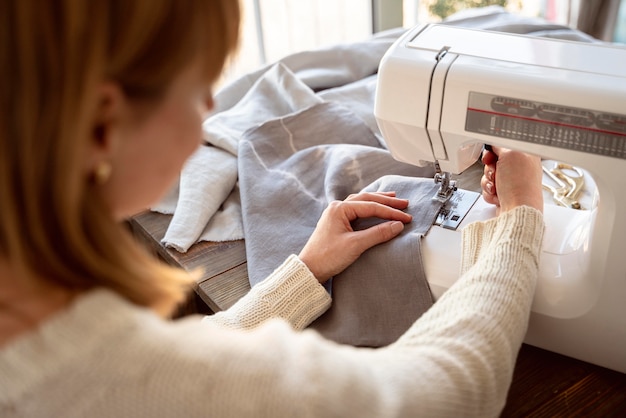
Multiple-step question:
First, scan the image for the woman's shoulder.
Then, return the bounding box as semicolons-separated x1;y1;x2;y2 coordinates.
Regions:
0;289;267;416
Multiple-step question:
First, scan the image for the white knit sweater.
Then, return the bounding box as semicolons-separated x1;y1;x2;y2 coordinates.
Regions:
0;206;543;417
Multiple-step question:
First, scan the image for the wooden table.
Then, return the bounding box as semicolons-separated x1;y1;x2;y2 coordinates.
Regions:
129;164;626;416
129;210;249;314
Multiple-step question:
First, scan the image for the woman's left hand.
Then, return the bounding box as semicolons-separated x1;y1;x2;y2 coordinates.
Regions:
298;191;412;284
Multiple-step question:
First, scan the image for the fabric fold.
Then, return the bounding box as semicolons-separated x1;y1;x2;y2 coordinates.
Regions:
152;6;596;252
157;63;322;250
308;176;442;347
238;102;439;346
162;146;238;251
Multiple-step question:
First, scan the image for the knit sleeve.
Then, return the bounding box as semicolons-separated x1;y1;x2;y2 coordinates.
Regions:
28;206;544;418
198;206;544;417
460;205;544;275
204;254;331;331
386;205;544;416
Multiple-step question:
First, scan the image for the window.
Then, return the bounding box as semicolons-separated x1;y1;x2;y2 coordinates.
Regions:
221;0;374;86
221;0;623;87
403;0;575;26
614;0;626;43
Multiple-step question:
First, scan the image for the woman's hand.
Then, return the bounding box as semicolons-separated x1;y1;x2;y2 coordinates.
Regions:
481;146;543;214
298;192;412;284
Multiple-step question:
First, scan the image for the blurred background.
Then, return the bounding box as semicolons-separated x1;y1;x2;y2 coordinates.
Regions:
220;0;625;86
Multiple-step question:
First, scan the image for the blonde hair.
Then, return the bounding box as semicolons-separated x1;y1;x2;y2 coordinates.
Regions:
0;0;240;316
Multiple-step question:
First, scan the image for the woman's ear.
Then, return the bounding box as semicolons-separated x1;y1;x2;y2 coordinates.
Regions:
85;82;125;184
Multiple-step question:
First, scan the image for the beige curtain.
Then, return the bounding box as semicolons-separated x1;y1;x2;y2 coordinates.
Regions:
576;0;621;41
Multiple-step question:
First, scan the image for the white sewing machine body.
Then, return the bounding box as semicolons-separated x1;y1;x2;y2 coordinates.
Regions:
375;24;626;372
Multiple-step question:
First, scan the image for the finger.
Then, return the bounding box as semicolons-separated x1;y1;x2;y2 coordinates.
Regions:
482;149;498;165
489;145;506;156
481;171;496;193
480;174;498;195
481;176;499;207
350;220;406;252
483;164;495;182
372;191;397;197
333;200;412;223
344;192;409;210
482;189;500;207
345;191;397;201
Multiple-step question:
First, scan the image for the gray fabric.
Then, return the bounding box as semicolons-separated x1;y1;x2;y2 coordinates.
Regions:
154;6;599;249
239;102;439;346
308;176;441;346
234;7;600;347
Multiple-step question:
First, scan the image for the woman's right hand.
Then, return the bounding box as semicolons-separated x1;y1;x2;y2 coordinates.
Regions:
481;146;543;214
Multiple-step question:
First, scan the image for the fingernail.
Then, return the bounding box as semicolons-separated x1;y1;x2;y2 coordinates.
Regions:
487;170;494;181
486;182;494;194
391;221;404;234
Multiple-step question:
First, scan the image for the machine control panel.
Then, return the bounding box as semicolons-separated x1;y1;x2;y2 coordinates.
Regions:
466;92;626;159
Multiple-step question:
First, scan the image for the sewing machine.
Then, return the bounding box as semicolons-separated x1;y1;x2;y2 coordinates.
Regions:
374;24;626;373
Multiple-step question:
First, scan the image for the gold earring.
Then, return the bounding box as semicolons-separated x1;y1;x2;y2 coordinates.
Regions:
93;162;112;185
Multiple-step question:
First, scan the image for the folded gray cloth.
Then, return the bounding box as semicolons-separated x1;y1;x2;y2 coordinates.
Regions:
175;6;600;345
239;102;440;346
309;175;442;346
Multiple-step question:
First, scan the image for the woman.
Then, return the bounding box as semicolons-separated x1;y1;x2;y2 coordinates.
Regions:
0;1;544;416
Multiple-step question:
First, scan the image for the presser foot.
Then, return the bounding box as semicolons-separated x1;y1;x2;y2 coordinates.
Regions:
434;189;481;230
433;171;457;203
